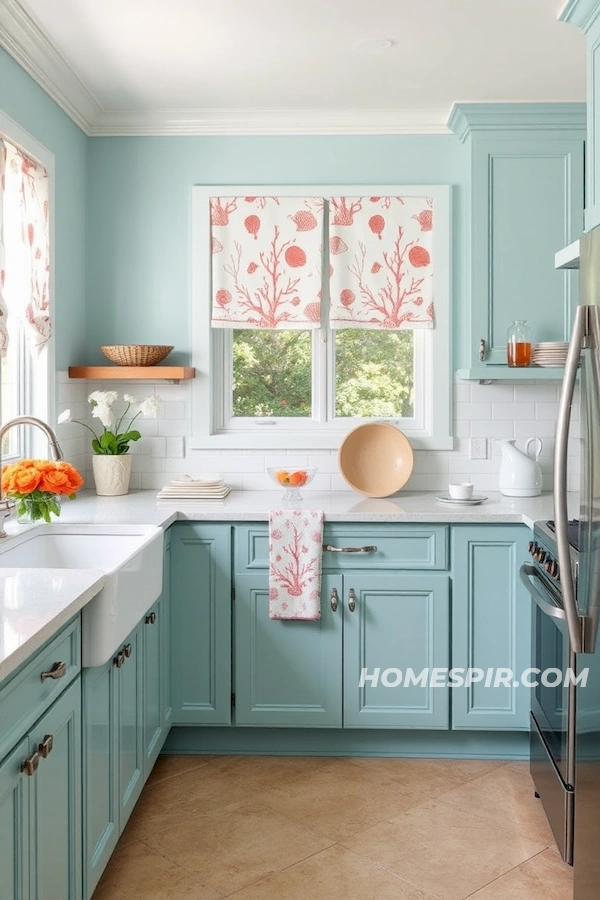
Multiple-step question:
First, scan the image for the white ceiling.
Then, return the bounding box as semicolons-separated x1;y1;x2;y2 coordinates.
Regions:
0;0;587;135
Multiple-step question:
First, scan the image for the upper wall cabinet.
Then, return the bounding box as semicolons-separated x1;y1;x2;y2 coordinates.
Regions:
561;1;600;231
449;103;585;380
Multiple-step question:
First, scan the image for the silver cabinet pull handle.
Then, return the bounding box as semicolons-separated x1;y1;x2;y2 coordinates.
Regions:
40;661;66;682
322;545;377;554
348;588;356;613
145;612;156;625
113;651;125;668
21;751;39;776
38;734;53;759
479;338;486;361
123;643;132;659
330;587;339;612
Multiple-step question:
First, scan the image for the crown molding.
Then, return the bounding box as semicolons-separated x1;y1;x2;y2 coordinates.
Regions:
447;101;587;142
0;1;452;136
0;0;100;134
559;0;600;32
88;107;451;136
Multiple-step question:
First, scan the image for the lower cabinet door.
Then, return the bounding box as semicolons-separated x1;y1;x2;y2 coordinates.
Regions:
234;573;343;726
170;524;232;725
83;658;119;899
451;525;531;730
142;598;163;777
343;573;450;728
30;678;82;900
118;623;144;828
0;737;29;900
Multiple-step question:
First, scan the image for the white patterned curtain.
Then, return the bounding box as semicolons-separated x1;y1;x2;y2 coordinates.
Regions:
211;196;324;329
329;196;434;329
0;140;9;356
5;143;51;353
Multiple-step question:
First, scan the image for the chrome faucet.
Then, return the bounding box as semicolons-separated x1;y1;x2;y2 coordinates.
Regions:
0;416;64;537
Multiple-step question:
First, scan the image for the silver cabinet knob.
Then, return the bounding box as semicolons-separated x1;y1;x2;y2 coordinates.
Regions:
330;587;339;612
348;588;356;613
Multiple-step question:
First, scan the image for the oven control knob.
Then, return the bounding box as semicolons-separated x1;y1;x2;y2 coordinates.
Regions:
528;541;535;555
537;551;547;564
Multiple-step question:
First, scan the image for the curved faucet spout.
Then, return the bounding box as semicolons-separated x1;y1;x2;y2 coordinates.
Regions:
0;416;65;537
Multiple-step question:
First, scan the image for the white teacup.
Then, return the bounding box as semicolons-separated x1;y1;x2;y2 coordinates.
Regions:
448;482;474;500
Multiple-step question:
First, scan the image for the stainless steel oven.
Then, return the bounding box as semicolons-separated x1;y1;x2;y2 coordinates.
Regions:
520;521;579;864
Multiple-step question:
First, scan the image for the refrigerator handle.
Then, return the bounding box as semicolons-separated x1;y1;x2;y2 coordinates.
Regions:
554;305;586;654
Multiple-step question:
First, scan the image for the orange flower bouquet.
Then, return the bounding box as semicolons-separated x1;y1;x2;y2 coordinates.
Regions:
1;459;84;523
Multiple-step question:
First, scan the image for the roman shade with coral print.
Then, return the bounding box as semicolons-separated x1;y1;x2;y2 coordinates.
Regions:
328;196;434;329
0;139;52;355
210;196;324;329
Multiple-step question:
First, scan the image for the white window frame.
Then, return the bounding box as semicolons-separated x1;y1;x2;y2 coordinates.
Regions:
190;184;452;450
0;110;55;456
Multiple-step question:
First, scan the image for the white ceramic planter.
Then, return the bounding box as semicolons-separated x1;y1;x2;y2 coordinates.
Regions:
92;454;132;496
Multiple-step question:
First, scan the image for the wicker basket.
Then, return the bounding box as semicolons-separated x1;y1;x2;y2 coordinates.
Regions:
100;345;174;367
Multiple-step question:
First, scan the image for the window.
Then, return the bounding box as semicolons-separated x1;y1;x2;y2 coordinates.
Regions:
0;118;54;459
191;185;451;450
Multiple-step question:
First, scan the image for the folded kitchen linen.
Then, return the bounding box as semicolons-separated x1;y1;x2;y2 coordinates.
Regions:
268;508;324;620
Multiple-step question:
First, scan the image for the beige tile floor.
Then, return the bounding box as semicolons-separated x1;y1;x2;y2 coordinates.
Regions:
92;755;573;900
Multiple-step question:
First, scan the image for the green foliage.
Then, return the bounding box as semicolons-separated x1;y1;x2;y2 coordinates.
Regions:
233;331;312;417
91;430;141;455
15;490;63;523
232;328;414;419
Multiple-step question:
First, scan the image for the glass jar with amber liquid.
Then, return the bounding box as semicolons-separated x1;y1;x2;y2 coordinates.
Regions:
507;319;532;367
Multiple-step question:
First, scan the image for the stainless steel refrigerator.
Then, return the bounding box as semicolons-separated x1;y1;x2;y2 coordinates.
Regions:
554;224;600;898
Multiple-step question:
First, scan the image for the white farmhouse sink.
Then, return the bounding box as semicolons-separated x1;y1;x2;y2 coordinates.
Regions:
0;524;164;667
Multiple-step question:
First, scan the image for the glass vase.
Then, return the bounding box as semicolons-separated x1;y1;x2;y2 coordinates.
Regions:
15;492;62;524
507;320;532;367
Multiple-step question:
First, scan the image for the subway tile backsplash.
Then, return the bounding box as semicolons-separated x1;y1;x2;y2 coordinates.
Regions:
57;375;580;494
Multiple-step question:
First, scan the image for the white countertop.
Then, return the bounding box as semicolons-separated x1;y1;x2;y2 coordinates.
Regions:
0;488;576;684
0;568;104;682
23;488;571;529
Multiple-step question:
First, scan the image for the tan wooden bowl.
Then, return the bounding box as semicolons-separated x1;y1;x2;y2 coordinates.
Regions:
100;345;174;366
338;422;414;497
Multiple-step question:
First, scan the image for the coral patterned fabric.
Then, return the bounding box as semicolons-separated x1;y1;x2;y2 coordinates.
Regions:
268;508;324;620
0;141;9;357
211;196;324;329
5;143;51;353
329;196;434;329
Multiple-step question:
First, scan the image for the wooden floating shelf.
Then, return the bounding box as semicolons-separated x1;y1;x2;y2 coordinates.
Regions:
68;366;195;381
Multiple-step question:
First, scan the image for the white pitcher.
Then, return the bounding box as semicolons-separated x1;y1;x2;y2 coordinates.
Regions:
496;438;543;497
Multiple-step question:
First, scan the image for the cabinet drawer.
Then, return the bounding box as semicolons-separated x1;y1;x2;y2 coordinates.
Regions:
0;617;81;762
235;524;448;571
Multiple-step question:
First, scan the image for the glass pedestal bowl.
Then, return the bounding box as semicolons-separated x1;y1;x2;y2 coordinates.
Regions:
266;466;318;504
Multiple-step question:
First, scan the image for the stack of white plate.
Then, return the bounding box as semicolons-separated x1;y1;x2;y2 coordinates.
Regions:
531;342;570;367
157;473;231;500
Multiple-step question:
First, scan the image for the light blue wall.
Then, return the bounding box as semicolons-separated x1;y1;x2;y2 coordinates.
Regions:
87;135;467;364
0;47;88;370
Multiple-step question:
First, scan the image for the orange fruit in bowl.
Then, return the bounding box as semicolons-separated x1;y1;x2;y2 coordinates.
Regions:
275;470;289;485
289;470;308;486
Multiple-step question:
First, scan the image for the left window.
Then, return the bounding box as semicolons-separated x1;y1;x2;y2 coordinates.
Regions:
0;122;54;459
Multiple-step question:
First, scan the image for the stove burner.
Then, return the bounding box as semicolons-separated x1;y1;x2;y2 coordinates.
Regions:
546;519;580;553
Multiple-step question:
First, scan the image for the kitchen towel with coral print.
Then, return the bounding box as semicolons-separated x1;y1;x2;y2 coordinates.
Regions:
329;195;434;329
210;196;324;329
268;508;324;620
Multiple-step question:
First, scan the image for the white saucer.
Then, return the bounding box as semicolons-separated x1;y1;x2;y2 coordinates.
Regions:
436;494;487;506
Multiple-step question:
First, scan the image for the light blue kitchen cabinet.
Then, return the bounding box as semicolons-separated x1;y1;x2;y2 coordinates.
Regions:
234;572;343;727
0;736;29;900
29;678;82;900
234;525;450;729
449;103;585;379
82;652;119;897
170;523;231;725
117;622;144;828
0;678;82;900
343;573;450;729
83;621;144;898
561;2;600;230
451;525;531;730
142;528;172;777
